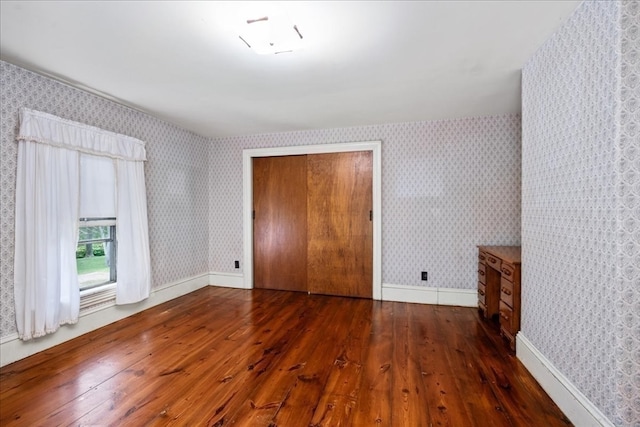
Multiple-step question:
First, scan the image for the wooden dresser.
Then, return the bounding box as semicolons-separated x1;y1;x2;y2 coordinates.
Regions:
477;246;521;351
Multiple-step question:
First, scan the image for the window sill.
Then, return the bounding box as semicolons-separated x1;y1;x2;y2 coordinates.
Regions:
80;283;116;313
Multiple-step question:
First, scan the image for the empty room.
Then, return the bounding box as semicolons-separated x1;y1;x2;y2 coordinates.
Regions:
0;1;638;426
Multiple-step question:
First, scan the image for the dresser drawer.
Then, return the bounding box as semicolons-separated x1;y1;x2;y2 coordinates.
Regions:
486;253;501;272
500;262;515;282
478;282;486;305
478;300;487;315
500;277;514;308
478;262;486;284
499;300;516;335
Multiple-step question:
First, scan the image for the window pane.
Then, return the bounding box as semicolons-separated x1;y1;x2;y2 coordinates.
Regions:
77;221;116;291
79;226;110;241
76;243;112;290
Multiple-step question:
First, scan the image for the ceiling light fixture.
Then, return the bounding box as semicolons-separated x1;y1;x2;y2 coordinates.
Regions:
238;13;304;55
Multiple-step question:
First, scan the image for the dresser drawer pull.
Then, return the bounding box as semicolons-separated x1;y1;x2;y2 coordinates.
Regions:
478;270;485;276
500;312;509;321
479;254;486;261
501;268;511;276
501;287;511;296
478;289;485;296
488;257;497;263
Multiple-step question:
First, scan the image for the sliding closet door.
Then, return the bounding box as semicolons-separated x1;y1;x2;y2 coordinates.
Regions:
307;151;373;298
253;155;308;291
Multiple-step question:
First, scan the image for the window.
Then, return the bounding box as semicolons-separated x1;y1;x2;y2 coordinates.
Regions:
14;108;151;340
76;218;117;291
77;153;116;297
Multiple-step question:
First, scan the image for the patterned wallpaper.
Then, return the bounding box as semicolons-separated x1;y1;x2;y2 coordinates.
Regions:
0;61;210;338
616;1;640;425
522;1;639;425
209;115;522;289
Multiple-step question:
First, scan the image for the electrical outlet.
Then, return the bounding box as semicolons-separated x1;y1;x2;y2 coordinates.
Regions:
421;271;428;281
234;260;240;269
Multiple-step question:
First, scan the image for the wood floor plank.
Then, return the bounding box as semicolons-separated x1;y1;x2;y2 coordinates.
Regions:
307;298;373;426
71;290;300;426
390;302;432;426
410;303;477;427
259;296;364;426
167;292;322;426
427;305;512;427
0;290;202;393
223;294;347;425
0;287;572;427
350;300;393;426
0;289;234;424
457;308;572;426
32;290;286;426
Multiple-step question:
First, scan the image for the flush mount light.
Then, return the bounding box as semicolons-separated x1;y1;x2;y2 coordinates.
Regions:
238;13;304;54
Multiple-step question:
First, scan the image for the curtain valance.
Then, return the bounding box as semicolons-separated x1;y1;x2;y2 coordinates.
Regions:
17;108;146;161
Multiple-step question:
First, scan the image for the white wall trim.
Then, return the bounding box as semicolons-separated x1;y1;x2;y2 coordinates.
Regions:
242;141;383;300
208;271;248;289
382;283;438;304
0;273;210;367
202;275;477;308
0;332;19;346
437;287;477;306
516;333;614;427
381;283;477;307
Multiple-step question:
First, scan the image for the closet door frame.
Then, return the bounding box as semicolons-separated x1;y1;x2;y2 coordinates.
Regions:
242;141;382;300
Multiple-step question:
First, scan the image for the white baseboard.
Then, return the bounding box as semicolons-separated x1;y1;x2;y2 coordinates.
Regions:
208;271;248;289
516;333;614;427
437;287;477;306
205;275;476;307
381;283;477;307
0;273;210;367
382;283;438;304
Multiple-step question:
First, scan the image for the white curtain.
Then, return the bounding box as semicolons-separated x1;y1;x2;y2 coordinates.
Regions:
14;108;151;340
115;159;151;304
14;141;80;340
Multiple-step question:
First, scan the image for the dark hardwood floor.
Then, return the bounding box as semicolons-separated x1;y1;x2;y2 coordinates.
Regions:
0;287;571;426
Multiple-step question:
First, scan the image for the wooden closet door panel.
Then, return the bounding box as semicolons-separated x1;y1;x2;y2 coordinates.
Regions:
253;155;307;291
307;151;373;298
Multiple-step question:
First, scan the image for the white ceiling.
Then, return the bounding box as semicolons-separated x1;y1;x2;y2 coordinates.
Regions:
0;1;580;138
